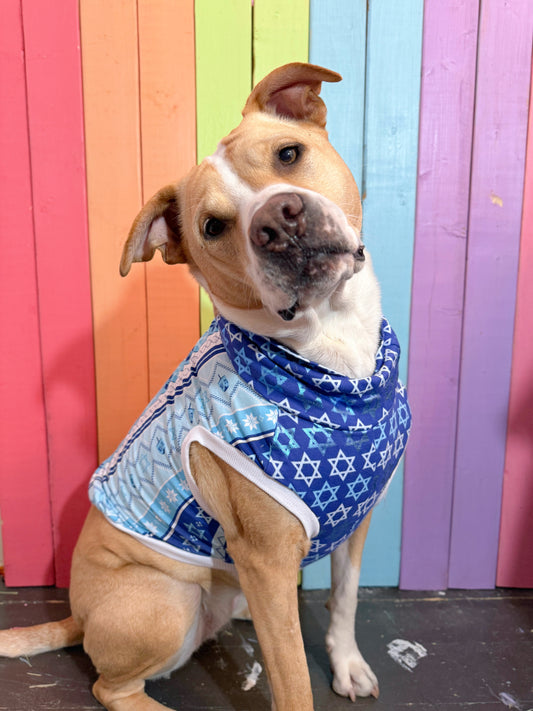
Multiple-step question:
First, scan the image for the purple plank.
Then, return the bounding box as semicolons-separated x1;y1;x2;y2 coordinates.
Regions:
448;0;532;589
400;1;479;590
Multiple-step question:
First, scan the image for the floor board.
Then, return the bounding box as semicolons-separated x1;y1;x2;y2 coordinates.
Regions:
0;582;532;710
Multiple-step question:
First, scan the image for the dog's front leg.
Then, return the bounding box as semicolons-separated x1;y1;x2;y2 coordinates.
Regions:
326;513;379;701
189;443;313;710
232;530;312;710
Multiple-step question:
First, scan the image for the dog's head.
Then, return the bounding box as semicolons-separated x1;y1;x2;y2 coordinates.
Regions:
120;63;364;334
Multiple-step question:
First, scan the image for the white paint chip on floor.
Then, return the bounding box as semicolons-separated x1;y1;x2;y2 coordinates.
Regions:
242;660;262;691
386;639;428;672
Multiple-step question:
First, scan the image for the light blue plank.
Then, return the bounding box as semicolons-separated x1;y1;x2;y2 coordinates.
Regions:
304;1;422;589
304;0;367;590
309;0;367;185
359;0;423;586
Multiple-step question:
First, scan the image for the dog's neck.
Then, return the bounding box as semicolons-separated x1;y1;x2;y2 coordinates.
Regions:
207;257;382;381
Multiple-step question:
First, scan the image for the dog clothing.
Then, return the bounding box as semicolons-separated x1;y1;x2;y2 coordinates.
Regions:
89;316;411;570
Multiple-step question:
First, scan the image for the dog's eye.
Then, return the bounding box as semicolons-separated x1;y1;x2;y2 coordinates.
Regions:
278;146;300;165
203;217;226;240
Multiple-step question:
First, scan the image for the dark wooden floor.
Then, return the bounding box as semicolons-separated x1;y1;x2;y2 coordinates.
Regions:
0;581;532;710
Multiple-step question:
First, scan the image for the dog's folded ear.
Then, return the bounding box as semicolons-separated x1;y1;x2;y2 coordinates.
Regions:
120;184;186;276
242;62;341;128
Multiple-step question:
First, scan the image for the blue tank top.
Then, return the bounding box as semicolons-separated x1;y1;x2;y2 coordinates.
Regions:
89;316;411;569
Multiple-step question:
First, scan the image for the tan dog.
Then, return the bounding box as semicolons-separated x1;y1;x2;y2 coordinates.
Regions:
0;63;408;710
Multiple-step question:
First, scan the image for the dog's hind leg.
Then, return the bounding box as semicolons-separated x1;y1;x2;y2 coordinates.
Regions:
69;510;214;711
83;570;204;711
326;512;379;701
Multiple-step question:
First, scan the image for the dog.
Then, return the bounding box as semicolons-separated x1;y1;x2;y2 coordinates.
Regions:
0;63;411;710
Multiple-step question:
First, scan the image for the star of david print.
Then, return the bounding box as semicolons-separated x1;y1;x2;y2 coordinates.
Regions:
90;316;411;570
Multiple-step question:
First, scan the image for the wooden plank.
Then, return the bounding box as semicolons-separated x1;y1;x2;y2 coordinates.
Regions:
358;0;423;586
497;57;533;588
252;0;309;85
21;0;98;586
195;0;252;332
448;1;533;589
138;0;200;397
0;0;54;586
399;2;479;590
303;0;367;591
309;0;366;186
80;0;148;460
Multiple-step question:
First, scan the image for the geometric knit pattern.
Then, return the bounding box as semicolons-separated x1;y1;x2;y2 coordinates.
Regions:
89;316;411;568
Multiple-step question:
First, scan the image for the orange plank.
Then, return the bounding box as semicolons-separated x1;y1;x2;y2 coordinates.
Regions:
0;0;54;586
138;0;200;396
80;0;149;460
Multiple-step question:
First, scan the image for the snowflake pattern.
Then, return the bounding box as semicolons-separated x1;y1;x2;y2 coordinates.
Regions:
89;317;411;568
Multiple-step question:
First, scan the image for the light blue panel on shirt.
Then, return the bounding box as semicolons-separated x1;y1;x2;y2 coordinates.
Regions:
359;0;423;586
304;0;367;590
304;0;423;588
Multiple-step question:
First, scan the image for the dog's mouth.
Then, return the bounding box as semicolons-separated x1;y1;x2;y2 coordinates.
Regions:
275;245;365;321
278;301;300;321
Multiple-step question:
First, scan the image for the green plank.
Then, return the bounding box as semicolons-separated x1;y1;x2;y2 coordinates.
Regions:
253;0;309;85
195;0;252;331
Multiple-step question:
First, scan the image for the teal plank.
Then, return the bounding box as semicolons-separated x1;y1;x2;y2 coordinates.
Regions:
304;0;367;591
309;0;367;186
360;0;423;586
306;0;423;588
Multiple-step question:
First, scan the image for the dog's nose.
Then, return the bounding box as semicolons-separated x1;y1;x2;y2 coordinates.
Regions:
250;193;306;251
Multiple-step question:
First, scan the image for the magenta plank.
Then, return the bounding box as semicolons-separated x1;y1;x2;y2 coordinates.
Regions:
497;66;533;587
0;0;55;585
448;0;532;588
400;1;479;590
21;0;98;586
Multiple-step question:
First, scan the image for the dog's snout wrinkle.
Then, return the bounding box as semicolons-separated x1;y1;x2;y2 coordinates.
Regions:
250;192;306;251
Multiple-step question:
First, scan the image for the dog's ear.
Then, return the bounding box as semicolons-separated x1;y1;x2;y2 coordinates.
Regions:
242;62;341;128
120;184;186;276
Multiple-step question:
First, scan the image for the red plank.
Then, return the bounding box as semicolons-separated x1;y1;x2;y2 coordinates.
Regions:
0;0;55;585
21;0;98;586
497;57;533;588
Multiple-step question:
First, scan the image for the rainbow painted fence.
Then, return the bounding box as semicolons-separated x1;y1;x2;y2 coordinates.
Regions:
1;0;532;590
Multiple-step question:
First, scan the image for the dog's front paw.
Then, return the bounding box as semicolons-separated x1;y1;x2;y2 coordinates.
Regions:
329;645;379;702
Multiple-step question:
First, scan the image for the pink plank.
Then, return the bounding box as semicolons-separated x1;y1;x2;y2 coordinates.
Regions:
497;57;533;588
0;0;55;585
448;1;533;588
400;1;479;590
21;0;98;586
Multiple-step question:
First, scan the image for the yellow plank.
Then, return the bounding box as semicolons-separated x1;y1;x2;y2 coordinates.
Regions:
253;0;310;85
138;0;200;396
195;0;252;330
80;0;147;460
195;0;252;160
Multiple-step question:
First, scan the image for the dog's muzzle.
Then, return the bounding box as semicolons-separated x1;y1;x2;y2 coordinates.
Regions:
248;190;364;320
